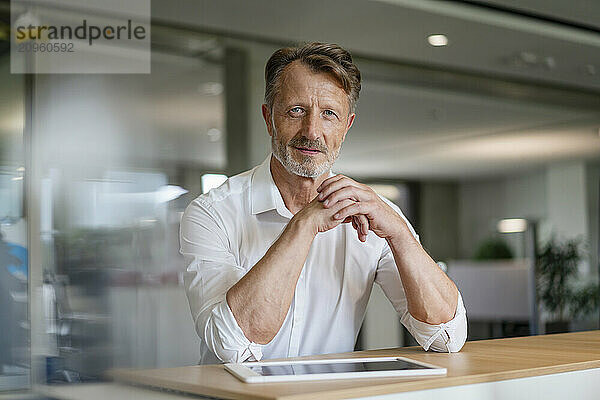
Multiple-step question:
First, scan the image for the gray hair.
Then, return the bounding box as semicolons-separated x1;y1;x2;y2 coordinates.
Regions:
264;42;361;113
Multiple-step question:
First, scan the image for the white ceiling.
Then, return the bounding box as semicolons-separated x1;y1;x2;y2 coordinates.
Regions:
336;79;600;179
6;0;599;180
153;0;600;92
149;0;600;179
477;0;600;30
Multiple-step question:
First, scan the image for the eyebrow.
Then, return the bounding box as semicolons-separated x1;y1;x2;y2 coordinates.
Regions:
282;100;344;111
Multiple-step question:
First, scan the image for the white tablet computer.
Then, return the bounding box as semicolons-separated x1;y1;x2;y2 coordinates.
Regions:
225;356;446;383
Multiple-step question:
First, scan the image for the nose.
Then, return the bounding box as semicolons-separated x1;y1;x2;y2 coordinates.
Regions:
303;110;322;141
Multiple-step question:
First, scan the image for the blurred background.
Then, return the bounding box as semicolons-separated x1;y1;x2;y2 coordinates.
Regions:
1;0;599;396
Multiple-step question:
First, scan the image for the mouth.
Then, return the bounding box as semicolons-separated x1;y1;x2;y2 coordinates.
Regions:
294;146;322;155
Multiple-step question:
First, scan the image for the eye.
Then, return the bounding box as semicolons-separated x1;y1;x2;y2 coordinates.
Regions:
323;109;338;119
289;107;304;115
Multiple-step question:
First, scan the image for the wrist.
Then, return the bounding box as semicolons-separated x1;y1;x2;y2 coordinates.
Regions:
288;213;317;240
385;220;418;251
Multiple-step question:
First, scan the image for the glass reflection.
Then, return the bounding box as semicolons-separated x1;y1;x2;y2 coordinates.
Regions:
28;30;225;383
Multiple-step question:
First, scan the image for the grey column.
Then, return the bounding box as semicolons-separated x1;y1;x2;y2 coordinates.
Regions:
224;47;251;176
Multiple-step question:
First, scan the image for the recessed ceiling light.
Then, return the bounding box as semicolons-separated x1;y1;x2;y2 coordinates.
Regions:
497;218;528;233
427;34;448;47
519;51;537;64
544;56;556;69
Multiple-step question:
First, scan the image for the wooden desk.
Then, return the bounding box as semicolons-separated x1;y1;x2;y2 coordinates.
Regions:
111;331;600;400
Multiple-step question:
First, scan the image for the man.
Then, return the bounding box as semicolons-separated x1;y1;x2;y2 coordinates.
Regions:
181;42;467;364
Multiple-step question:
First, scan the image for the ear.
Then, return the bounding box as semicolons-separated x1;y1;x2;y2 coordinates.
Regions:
342;112;356;142
262;104;273;137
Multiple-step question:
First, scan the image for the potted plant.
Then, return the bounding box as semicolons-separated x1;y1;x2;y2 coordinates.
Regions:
536;236;599;333
473;237;514;260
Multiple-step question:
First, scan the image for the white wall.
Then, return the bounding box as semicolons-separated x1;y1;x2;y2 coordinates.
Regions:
362;285;403;350
458;161;597;278
546;162;590;274
419;182;460;262
585;163;600;280
546;163;588;237
458;169;547;259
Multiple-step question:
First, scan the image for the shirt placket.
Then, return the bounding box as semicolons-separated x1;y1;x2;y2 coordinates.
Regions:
287;267;305;357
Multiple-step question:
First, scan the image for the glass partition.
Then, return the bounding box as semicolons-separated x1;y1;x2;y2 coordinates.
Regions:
0;52;28;390
27;28;225;383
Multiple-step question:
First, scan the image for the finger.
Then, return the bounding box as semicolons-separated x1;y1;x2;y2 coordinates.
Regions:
333;202;365;221
323;186;367;208
355;214;369;242
318;177;362;201
317;174;345;193
356;214;369;235
349;215;360;234
318;176;354;198
329;198;356;218
351;216;361;241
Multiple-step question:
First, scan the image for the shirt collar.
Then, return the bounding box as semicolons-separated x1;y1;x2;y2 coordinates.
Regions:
250;153;335;218
250;154;279;215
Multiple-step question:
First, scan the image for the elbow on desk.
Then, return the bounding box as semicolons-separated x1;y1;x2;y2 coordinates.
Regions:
200;311;253;363
423;309;467;353
447;334;466;353
451;310;468;352
441;294;468;353
438;317;468;353
427;329;466;353
196;301;265;364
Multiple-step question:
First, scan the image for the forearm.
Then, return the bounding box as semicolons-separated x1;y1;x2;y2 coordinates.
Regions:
388;225;458;325
226;217;315;344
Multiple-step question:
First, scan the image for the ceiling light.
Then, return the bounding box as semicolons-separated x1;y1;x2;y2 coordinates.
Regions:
427;34;448;47
497;218;528;233
519;51;537;64
544;56;556;69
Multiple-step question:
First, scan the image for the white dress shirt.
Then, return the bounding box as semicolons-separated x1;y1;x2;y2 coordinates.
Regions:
181;155;467;364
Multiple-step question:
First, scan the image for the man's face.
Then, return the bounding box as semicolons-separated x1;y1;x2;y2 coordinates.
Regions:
264;61;355;178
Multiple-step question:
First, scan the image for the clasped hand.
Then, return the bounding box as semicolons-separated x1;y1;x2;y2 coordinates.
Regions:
296;175;406;243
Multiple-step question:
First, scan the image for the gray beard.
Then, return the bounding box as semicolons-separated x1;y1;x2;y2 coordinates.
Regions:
271;126;341;178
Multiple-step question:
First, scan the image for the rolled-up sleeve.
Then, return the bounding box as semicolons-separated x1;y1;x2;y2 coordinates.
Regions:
402;293;467;352
180;198;264;363
374;198;467;353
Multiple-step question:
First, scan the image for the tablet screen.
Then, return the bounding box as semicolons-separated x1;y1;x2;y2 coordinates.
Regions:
249;359;430;376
